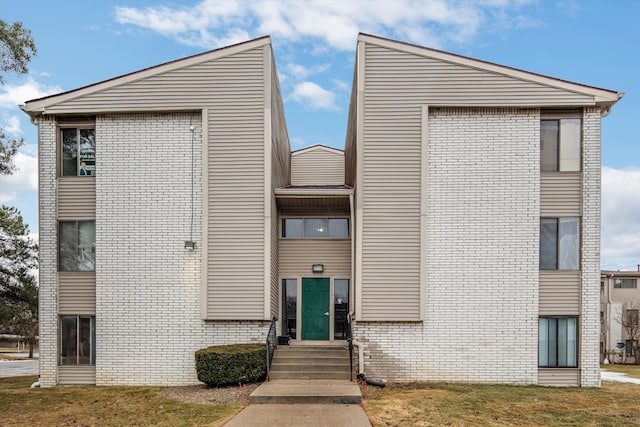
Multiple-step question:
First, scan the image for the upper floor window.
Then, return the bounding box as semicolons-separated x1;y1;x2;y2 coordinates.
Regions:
541;118;581;172
59;221;95;271
614;278;638;289
282;218;349;238
540;218;579;270
61;127;96;176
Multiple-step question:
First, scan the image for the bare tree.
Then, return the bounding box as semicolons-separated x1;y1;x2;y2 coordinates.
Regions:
616;299;640;364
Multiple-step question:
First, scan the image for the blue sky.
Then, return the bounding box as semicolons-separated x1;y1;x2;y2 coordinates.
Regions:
1;0;639;270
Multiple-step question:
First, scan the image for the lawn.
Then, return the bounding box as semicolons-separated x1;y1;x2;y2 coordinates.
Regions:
363;381;640;426
0;376;243;427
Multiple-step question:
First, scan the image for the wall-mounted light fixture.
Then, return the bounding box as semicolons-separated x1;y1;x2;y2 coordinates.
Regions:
312;263;324;273
184;240;196;250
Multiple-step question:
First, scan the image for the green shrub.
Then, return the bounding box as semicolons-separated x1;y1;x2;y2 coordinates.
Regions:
195;343;266;387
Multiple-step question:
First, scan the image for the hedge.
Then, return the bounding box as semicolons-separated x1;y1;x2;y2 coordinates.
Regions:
195;343;266;387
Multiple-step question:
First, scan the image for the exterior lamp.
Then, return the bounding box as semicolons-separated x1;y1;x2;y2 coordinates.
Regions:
312;263;324;273
184;240;196;250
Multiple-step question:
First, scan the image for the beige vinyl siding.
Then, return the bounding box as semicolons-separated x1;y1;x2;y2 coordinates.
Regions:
344;68;358;187
58;366;96;385
541;173;581;216
279;239;351;277
538;368;580;386
40;49;266;114
58;272;96;314
270;51;290;319
539;270;580;315
205;48;267;320
57;178;96;219
359;52;423;320
291;147;344;186
363;45;596;107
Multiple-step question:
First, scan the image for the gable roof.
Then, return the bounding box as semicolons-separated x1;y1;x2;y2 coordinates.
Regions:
291;144;344;156
21;36;271;117
358;33;622;110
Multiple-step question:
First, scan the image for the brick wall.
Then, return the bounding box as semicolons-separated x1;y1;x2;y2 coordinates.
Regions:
354;108;540;384
37;117;58;387
581;108;602;386
95;113;268;385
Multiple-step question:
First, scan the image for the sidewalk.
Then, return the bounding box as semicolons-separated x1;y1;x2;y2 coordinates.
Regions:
224;403;371;427
601;369;640;384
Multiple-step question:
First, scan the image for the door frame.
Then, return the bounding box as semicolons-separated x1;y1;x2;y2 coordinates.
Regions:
279;276;351;342
301;277;330;340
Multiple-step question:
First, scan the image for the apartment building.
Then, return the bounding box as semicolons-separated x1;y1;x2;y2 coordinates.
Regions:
601;269;640;363
21;34;622;387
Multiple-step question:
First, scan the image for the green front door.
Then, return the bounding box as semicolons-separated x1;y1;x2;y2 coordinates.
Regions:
301;278;330;340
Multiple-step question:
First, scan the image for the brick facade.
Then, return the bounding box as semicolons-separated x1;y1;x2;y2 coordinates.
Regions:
354;108;540;384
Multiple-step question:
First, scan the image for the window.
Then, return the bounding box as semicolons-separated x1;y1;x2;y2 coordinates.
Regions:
626;340;637;357
539;317;577;367
282;218;349;238
60;315;95;366
61;127;96;176
540;218;579;270
614;278;638;289
281;279;297;339
59;221;96;271
334;279;349;340
541;118;581;172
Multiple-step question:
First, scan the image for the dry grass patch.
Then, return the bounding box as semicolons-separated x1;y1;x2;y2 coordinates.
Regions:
364;381;640;426
0;376;243;427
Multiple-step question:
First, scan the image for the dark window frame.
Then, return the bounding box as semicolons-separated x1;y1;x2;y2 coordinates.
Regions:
281;217;350;239
540;217;580;270
58;123;96;177
539;316;578;368
540;117;582;172
59;315;96;366
58;221;96;272
614;278;638;289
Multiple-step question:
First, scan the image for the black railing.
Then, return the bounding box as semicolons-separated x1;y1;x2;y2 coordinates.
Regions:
347;314;353;381
266;316;277;381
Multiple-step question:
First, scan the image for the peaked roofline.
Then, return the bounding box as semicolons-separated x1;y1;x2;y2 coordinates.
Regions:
21;36;272;116
291;144;344;156
358;33;623;106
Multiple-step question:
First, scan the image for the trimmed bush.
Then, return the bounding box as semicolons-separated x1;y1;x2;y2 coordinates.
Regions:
195;343;266;387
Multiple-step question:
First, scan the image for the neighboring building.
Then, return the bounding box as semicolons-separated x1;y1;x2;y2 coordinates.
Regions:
601;269;640;363
21;33;622;388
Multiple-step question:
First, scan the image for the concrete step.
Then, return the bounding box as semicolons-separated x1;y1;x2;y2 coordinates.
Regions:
270;362;350;373
269;371;351;380
272;356;349;364
250;379;361;404
275;350;349;359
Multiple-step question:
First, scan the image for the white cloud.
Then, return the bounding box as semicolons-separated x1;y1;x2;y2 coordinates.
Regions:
0;151;38;202
290;81;338;111
4;116;21;134
602;167;640;270
0;78;62;109
284;62;331;80
290;136;306;149
114;0;535;51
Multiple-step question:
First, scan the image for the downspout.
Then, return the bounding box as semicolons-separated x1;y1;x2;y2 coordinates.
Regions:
349;313;385;388
603;273;613;364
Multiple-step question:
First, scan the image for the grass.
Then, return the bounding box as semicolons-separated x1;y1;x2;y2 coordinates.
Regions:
601;363;640;379
363;381;640;426
0;376;243;427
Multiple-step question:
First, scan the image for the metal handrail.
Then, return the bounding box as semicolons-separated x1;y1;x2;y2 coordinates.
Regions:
347;313;354;381
266;316;277;381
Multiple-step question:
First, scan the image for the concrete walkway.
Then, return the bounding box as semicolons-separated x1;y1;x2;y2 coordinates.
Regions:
0;359;38;378
601;369;640;384
225;379;370;426
224;403;371;426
